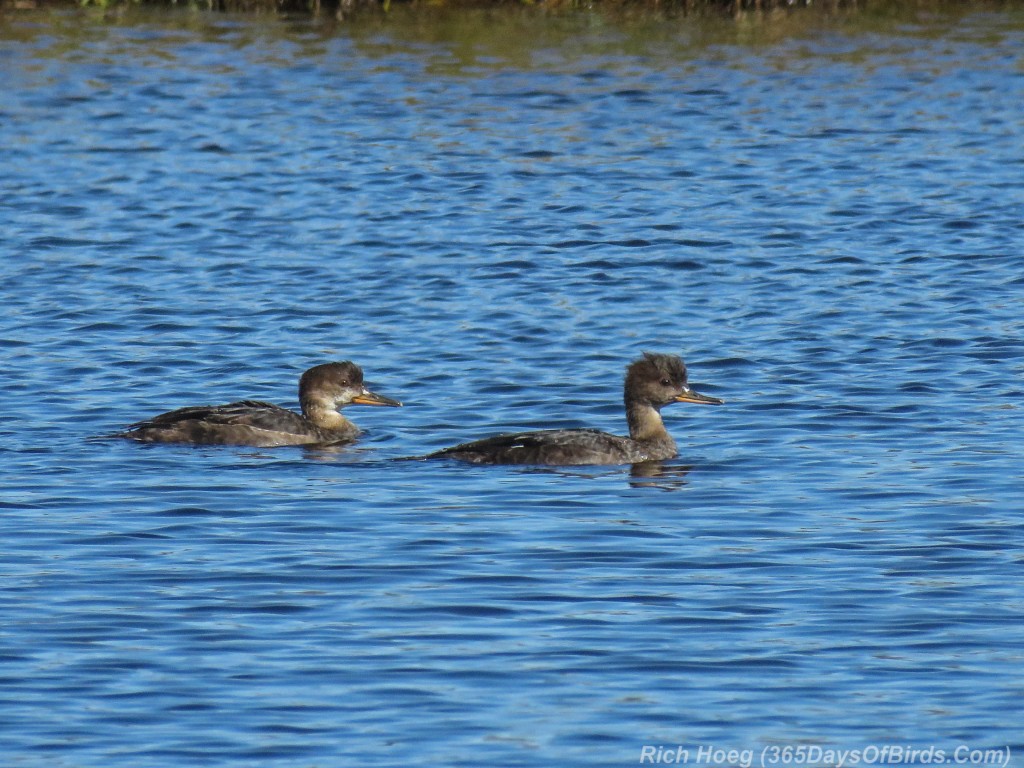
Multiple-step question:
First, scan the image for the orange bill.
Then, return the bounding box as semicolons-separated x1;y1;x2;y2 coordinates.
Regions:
351;389;402;407
674;387;723;405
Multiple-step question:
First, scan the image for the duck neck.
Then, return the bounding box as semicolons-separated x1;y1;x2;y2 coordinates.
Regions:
625;399;672;445
302;399;351;432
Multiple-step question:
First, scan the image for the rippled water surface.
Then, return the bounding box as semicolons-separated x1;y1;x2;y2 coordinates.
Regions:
2;4;1023;765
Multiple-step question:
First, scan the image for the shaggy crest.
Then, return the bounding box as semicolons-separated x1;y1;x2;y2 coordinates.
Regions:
626;352;687;388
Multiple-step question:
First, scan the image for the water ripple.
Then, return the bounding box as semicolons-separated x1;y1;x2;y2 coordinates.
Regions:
1;5;1023;767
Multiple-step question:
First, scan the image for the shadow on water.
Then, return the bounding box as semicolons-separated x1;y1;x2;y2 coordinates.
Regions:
508;461;694;490
389;454;695;489
629;461;692;489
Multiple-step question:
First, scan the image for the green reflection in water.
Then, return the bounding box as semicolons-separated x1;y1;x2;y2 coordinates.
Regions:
1;1;1021;75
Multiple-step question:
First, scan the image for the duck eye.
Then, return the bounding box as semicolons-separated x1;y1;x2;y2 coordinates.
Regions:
660;378;671;386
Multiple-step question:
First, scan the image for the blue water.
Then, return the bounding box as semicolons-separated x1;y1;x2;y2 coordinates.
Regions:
2;5;1023;766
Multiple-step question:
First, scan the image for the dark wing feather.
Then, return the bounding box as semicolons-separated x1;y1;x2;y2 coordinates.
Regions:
126;401;293;429
121;401;329;446
431;428;641;465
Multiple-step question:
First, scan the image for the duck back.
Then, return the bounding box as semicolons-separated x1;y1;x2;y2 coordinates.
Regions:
428;428;669;466
121;400;356;447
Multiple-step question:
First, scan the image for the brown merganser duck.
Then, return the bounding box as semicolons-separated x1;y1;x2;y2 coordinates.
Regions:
117;361;400;447
426;352;721;466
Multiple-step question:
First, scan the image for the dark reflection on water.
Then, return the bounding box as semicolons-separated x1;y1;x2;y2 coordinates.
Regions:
628;461;693;489
2;3;1024;767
